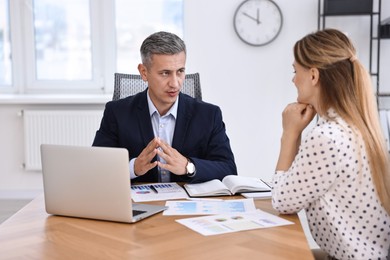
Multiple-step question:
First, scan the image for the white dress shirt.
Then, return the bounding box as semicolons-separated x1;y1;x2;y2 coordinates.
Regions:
129;91;178;182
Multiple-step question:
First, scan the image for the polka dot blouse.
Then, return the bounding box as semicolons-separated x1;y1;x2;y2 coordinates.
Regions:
272;108;390;260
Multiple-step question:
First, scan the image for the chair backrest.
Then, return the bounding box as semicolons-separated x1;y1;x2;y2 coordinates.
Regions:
112;73;202;101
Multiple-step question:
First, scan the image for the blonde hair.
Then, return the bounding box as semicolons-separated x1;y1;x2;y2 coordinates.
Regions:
294;29;390;214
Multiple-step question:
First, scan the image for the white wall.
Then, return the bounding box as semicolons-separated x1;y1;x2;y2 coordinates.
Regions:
184;0;315;180
184;0;389;179
0;0;389;199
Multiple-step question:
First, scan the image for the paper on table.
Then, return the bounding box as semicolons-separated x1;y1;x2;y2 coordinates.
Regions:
163;198;256;215
176;209;294;236
241;191;272;200
131;182;188;202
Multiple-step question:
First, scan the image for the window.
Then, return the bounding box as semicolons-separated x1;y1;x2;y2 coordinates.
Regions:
115;0;183;74
0;0;11;86
33;0;92;80
2;0;183;94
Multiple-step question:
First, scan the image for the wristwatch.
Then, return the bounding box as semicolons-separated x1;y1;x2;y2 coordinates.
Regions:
186;158;196;177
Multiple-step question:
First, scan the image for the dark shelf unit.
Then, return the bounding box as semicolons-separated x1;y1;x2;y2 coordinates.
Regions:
318;0;389;105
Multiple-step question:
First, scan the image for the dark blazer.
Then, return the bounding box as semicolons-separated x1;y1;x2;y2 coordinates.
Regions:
93;89;237;183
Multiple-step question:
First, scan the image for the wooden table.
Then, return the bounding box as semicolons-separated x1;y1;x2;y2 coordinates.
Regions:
0;195;314;259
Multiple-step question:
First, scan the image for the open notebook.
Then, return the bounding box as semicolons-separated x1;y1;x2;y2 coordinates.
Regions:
40;144;167;223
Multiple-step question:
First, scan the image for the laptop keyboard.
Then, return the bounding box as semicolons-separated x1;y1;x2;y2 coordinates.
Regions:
132;209;146;216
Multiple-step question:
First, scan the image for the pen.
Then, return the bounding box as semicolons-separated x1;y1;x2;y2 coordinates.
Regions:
149;185;159;193
260;179;273;189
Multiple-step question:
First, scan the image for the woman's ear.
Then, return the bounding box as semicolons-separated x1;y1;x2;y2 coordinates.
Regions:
310;68;319;86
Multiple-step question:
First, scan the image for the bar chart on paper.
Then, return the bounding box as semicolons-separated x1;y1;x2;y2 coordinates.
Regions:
163;199;257;215
131;183;189;202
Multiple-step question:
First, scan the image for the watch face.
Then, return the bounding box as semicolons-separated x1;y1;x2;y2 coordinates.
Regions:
234;0;283;46
186;162;195;174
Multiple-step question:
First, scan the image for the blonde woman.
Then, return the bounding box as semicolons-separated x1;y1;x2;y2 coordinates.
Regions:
272;29;390;259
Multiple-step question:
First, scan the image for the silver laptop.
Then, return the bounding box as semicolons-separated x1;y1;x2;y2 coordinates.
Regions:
40;144;167;223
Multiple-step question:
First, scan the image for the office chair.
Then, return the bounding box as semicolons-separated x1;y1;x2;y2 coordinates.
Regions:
112;72;202;101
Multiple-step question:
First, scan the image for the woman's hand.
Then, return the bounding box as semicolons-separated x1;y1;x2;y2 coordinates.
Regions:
282;103;316;139
276;103;316;171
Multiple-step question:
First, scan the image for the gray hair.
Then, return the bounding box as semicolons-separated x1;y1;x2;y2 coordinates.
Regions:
140;31;186;68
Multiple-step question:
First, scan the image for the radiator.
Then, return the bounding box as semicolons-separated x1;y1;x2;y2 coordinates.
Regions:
22;110;103;171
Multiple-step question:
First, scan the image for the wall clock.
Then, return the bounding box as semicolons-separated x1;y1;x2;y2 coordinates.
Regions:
233;0;283;46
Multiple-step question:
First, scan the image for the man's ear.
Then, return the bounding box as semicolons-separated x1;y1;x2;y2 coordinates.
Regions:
138;64;148;81
310;68;319;86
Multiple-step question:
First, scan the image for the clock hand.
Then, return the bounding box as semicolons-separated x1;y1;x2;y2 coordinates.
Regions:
242;12;258;23
256;8;261;25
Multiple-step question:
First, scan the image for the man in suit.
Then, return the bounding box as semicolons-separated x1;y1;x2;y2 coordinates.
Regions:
93;31;237;183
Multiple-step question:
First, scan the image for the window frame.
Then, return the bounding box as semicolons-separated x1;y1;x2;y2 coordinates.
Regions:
0;0;17;93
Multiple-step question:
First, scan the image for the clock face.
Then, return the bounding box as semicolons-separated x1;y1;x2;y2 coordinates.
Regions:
234;0;283;46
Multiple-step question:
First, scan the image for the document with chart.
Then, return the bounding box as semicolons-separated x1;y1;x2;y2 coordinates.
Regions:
131;183;188;202
176;209;294;236
163;198;256;215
